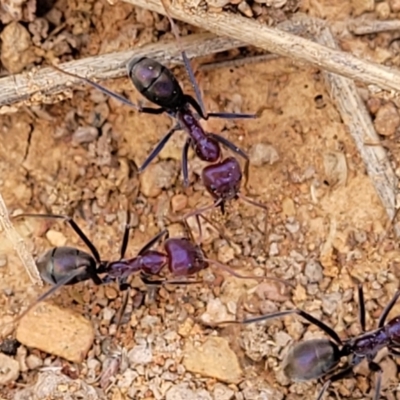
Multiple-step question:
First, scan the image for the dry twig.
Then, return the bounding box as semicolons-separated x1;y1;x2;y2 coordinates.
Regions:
318;27;398;225
122;0;400;93
348;18;400;35
0;194;42;286
0;33;245;113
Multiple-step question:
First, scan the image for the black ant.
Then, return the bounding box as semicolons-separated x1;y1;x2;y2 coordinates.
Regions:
220;284;400;400
12;211;288;325
51;27;255;188
51;2;268;227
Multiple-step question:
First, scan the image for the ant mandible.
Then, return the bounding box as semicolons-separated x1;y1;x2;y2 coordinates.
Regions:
220;284;400;400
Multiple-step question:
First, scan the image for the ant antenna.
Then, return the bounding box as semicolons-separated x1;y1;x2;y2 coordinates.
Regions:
160;0;208;118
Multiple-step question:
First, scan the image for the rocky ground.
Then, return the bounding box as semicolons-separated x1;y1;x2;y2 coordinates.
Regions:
1;0;400;399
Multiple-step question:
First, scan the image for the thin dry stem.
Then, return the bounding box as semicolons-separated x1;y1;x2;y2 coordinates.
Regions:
318;27;398;225
347;18;400;35
0;33;244;113
123;0;400;93
0;194;42;286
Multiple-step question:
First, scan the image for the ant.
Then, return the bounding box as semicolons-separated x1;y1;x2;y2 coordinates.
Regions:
12;211;287;324
220;284;400;400
52;42;254;188
51;1;257;189
51;2;268;228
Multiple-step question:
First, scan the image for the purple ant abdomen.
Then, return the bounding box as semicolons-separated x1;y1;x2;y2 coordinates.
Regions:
283;339;341;382
202;157;242;201
36;246;95;286
164;238;208;276
127;57;184;110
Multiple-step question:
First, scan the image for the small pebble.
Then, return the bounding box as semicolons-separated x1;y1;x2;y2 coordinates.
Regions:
72;126;99;144
139;161;177;198
171;194;188;213
269;242;279;256
0;255;7;267
14;371;99;399
237;0;253;17
0;338;20;356
376;1;391;19
249;143;279;167
213;383;235;400
1;22;36;73
16;303;94;363
102;307;115;322
183;337;242;384
217;243;235;264
281;197;295;217
201;298;231;325
374;102;400;136
45;230;67;247
207;0;231;6
352;0;374;16
0;353;20;384
178;318;194;337
304;259;323;283
274;331;292;347
26;354;43;370
104;286;118;300
391;0;400;12
128;344;152;365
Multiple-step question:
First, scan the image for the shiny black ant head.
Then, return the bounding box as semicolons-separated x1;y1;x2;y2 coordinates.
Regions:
201;157;242;202
283;338;341;382
164;237;208;276
37;246;96;286
127;57;184;110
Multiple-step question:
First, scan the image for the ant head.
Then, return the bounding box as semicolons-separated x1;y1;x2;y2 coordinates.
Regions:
164;237;208;276
127;57;184;110
283;338;341;382
201;157;242;202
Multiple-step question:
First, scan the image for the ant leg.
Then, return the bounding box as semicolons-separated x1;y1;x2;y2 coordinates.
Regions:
141;272;202;286
182;138;191;187
389;345;400;356
378;289;400;327
369;362;382;400
221;309;343;345
237;193;269;243
208;133;249;185
114;284;131;337
137;230;169;256
207;111;258;119
182;199;223;221
51;64;165;114
316;380;331;400
357;284;366;332
204;258;292;288
185;95;257;120
13;267;87;324
159;0;208;119
138;124;181;173
13;213;101;263
119;211;132;260
316;365;354;400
